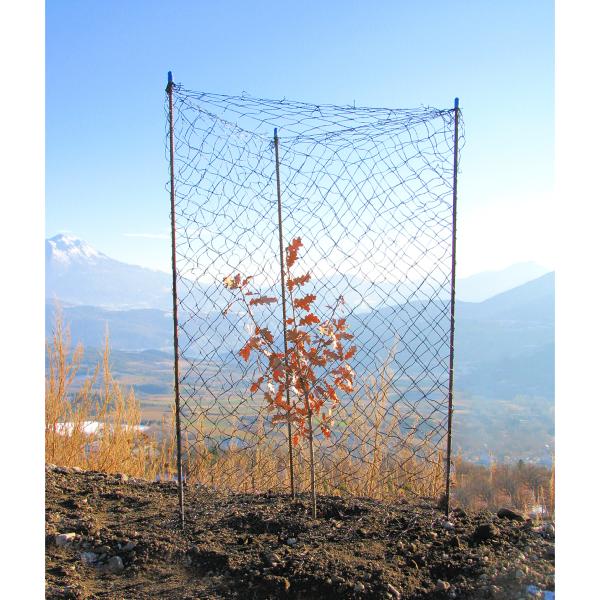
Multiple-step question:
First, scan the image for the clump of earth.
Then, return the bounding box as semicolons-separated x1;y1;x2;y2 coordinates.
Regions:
45;465;554;599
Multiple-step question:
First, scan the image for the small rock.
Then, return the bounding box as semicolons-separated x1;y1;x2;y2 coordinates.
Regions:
80;551;97;565
354;581;366;592
55;533;77;547
122;541;137;552
542;523;555;537
95;545;111;554
358;528;368;537
264;552;281;565
107;555;124;573
514;568;526;578
436;580;451;592
473;523;498;542
497;508;525;521
118;473;129;482
386;583;401;598
441;521;455;530
71;466;83;473
286;537;297;546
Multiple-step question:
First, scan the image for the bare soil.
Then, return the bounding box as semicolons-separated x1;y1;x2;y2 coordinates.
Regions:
45;465;554;599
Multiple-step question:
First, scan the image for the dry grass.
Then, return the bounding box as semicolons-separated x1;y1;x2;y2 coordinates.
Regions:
46;316;553;517
454;454;555;517
45;317;175;480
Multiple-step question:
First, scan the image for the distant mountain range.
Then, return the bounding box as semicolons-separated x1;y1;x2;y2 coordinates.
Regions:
457;262;551;303
45;233;551;309
44;234;554;463
46;234;173;309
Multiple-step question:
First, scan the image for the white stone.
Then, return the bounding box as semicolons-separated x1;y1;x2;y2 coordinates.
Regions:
80;552;97;565
107;555;124;573
55;533;77;547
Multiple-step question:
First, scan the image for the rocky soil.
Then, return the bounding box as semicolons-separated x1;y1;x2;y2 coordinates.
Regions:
45;465;554;599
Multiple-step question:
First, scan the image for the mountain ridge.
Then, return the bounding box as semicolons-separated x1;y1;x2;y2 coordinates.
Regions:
46;234;173;310
45;233;552;309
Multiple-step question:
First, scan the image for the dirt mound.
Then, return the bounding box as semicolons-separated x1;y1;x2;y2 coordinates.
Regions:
45;465;554;599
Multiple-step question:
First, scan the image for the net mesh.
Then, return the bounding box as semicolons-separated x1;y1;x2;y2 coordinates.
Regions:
167;85;463;500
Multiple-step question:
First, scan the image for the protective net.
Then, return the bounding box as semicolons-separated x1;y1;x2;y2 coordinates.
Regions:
167;85;463;501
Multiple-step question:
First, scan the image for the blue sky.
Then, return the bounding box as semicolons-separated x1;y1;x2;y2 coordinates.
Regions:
46;0;554;277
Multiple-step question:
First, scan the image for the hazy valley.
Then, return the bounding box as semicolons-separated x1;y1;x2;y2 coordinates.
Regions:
46;233;554;465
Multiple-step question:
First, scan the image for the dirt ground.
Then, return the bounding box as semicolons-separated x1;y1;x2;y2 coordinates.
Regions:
45;465;554;599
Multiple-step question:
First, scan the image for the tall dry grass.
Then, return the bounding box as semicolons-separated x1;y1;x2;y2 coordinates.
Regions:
46;316;553;517
45;317;175;479
454;454;555;517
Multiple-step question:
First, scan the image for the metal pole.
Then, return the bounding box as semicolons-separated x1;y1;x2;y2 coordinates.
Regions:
167;71;185;528
445;98;460;517
273;128;296;499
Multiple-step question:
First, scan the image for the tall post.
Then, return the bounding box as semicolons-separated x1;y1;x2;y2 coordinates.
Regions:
167;71;185;527
273;128;296;499
445;98;460;517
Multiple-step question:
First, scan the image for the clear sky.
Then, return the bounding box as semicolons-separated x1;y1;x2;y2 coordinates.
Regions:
46;0;554;278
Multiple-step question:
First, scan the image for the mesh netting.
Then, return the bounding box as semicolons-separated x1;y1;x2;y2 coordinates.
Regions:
167;85;462;501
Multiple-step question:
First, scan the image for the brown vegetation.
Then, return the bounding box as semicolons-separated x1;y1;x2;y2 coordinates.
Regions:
45;317;553;518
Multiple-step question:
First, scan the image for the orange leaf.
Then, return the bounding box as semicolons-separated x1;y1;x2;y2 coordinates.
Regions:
250;377;264;393
286;272;311;291
240;343;252;362
249;296;277;306
286;237;303;269
344;346;357;360
223;274;241;289
294;294;316;312
256;327;274;344
299;313;320;326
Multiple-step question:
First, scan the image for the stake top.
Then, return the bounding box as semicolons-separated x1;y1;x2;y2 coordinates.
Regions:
454;98;459;109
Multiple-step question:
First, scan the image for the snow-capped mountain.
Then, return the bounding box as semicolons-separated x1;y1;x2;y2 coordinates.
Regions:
46;234;173;310
46;234;107;265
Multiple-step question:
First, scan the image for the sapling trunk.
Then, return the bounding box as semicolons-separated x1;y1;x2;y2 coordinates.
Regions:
305;398;317;519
